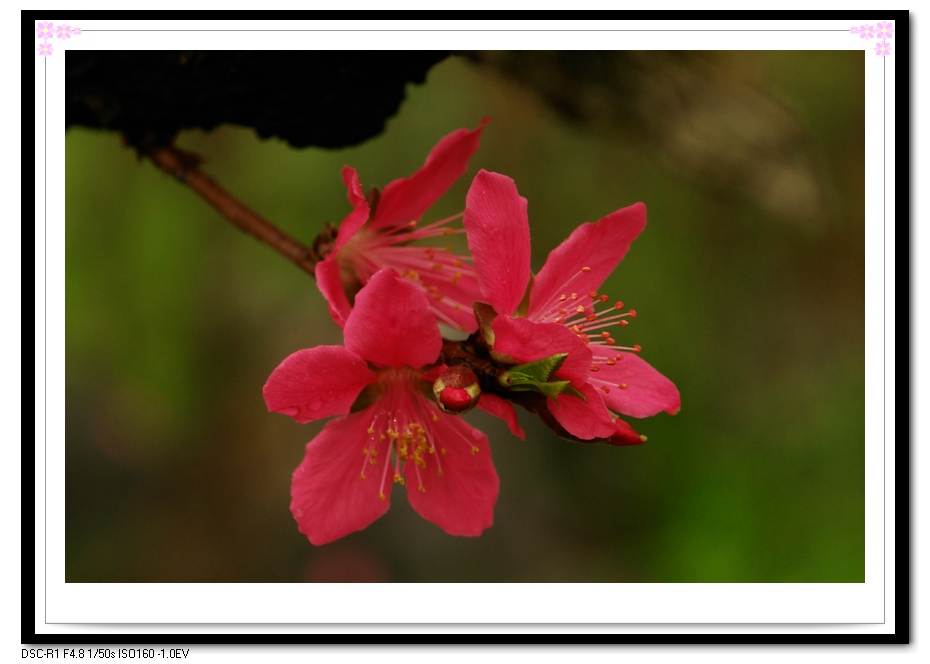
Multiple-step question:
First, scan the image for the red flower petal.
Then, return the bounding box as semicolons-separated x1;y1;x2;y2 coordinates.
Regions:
477;393;526;440
371;119;489;232
263;346;376;424
344;268;442;369
609;417;647;446
414;267;482;333
464;170;531;317
490;316;592;387
546;382;616;440
290;413;392;545
589;352;681;418
404;412;499;537
335;166;371;249
529;203;646;321
315;257;352;329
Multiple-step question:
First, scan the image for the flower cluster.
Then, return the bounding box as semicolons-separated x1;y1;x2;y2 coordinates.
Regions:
36;21;81;57
265;122;680;545
850;21;894;56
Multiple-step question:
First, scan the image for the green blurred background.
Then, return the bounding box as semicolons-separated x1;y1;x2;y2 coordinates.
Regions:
65;52;865;583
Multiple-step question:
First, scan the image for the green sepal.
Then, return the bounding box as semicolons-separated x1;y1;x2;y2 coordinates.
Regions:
506;379;585;400
497;352;586;401
505;353;569;383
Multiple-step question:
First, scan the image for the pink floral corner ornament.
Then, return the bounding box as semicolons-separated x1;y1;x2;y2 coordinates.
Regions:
849;21;894;56
36;21;54;39
36;21;81;57
875;41;893;57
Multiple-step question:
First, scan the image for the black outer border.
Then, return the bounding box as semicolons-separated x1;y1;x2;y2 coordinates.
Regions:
24;9;909;646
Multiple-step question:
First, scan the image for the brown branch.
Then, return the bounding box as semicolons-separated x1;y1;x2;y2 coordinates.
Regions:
144;144;322;277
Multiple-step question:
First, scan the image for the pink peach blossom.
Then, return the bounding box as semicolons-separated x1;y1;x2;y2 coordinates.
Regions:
876;21;893;38
463;170;680;443
265;269;499;545
316;120;489;332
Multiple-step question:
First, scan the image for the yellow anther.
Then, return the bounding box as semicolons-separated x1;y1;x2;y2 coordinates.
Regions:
419;486;426;493
471;446;479;455
366;427;375;435
379;493;386;500
620;383;628;390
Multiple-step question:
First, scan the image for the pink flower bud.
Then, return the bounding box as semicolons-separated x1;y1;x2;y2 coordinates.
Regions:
433;365;481;414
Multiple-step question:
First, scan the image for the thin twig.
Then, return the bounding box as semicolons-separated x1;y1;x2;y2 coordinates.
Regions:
144;144;321;277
